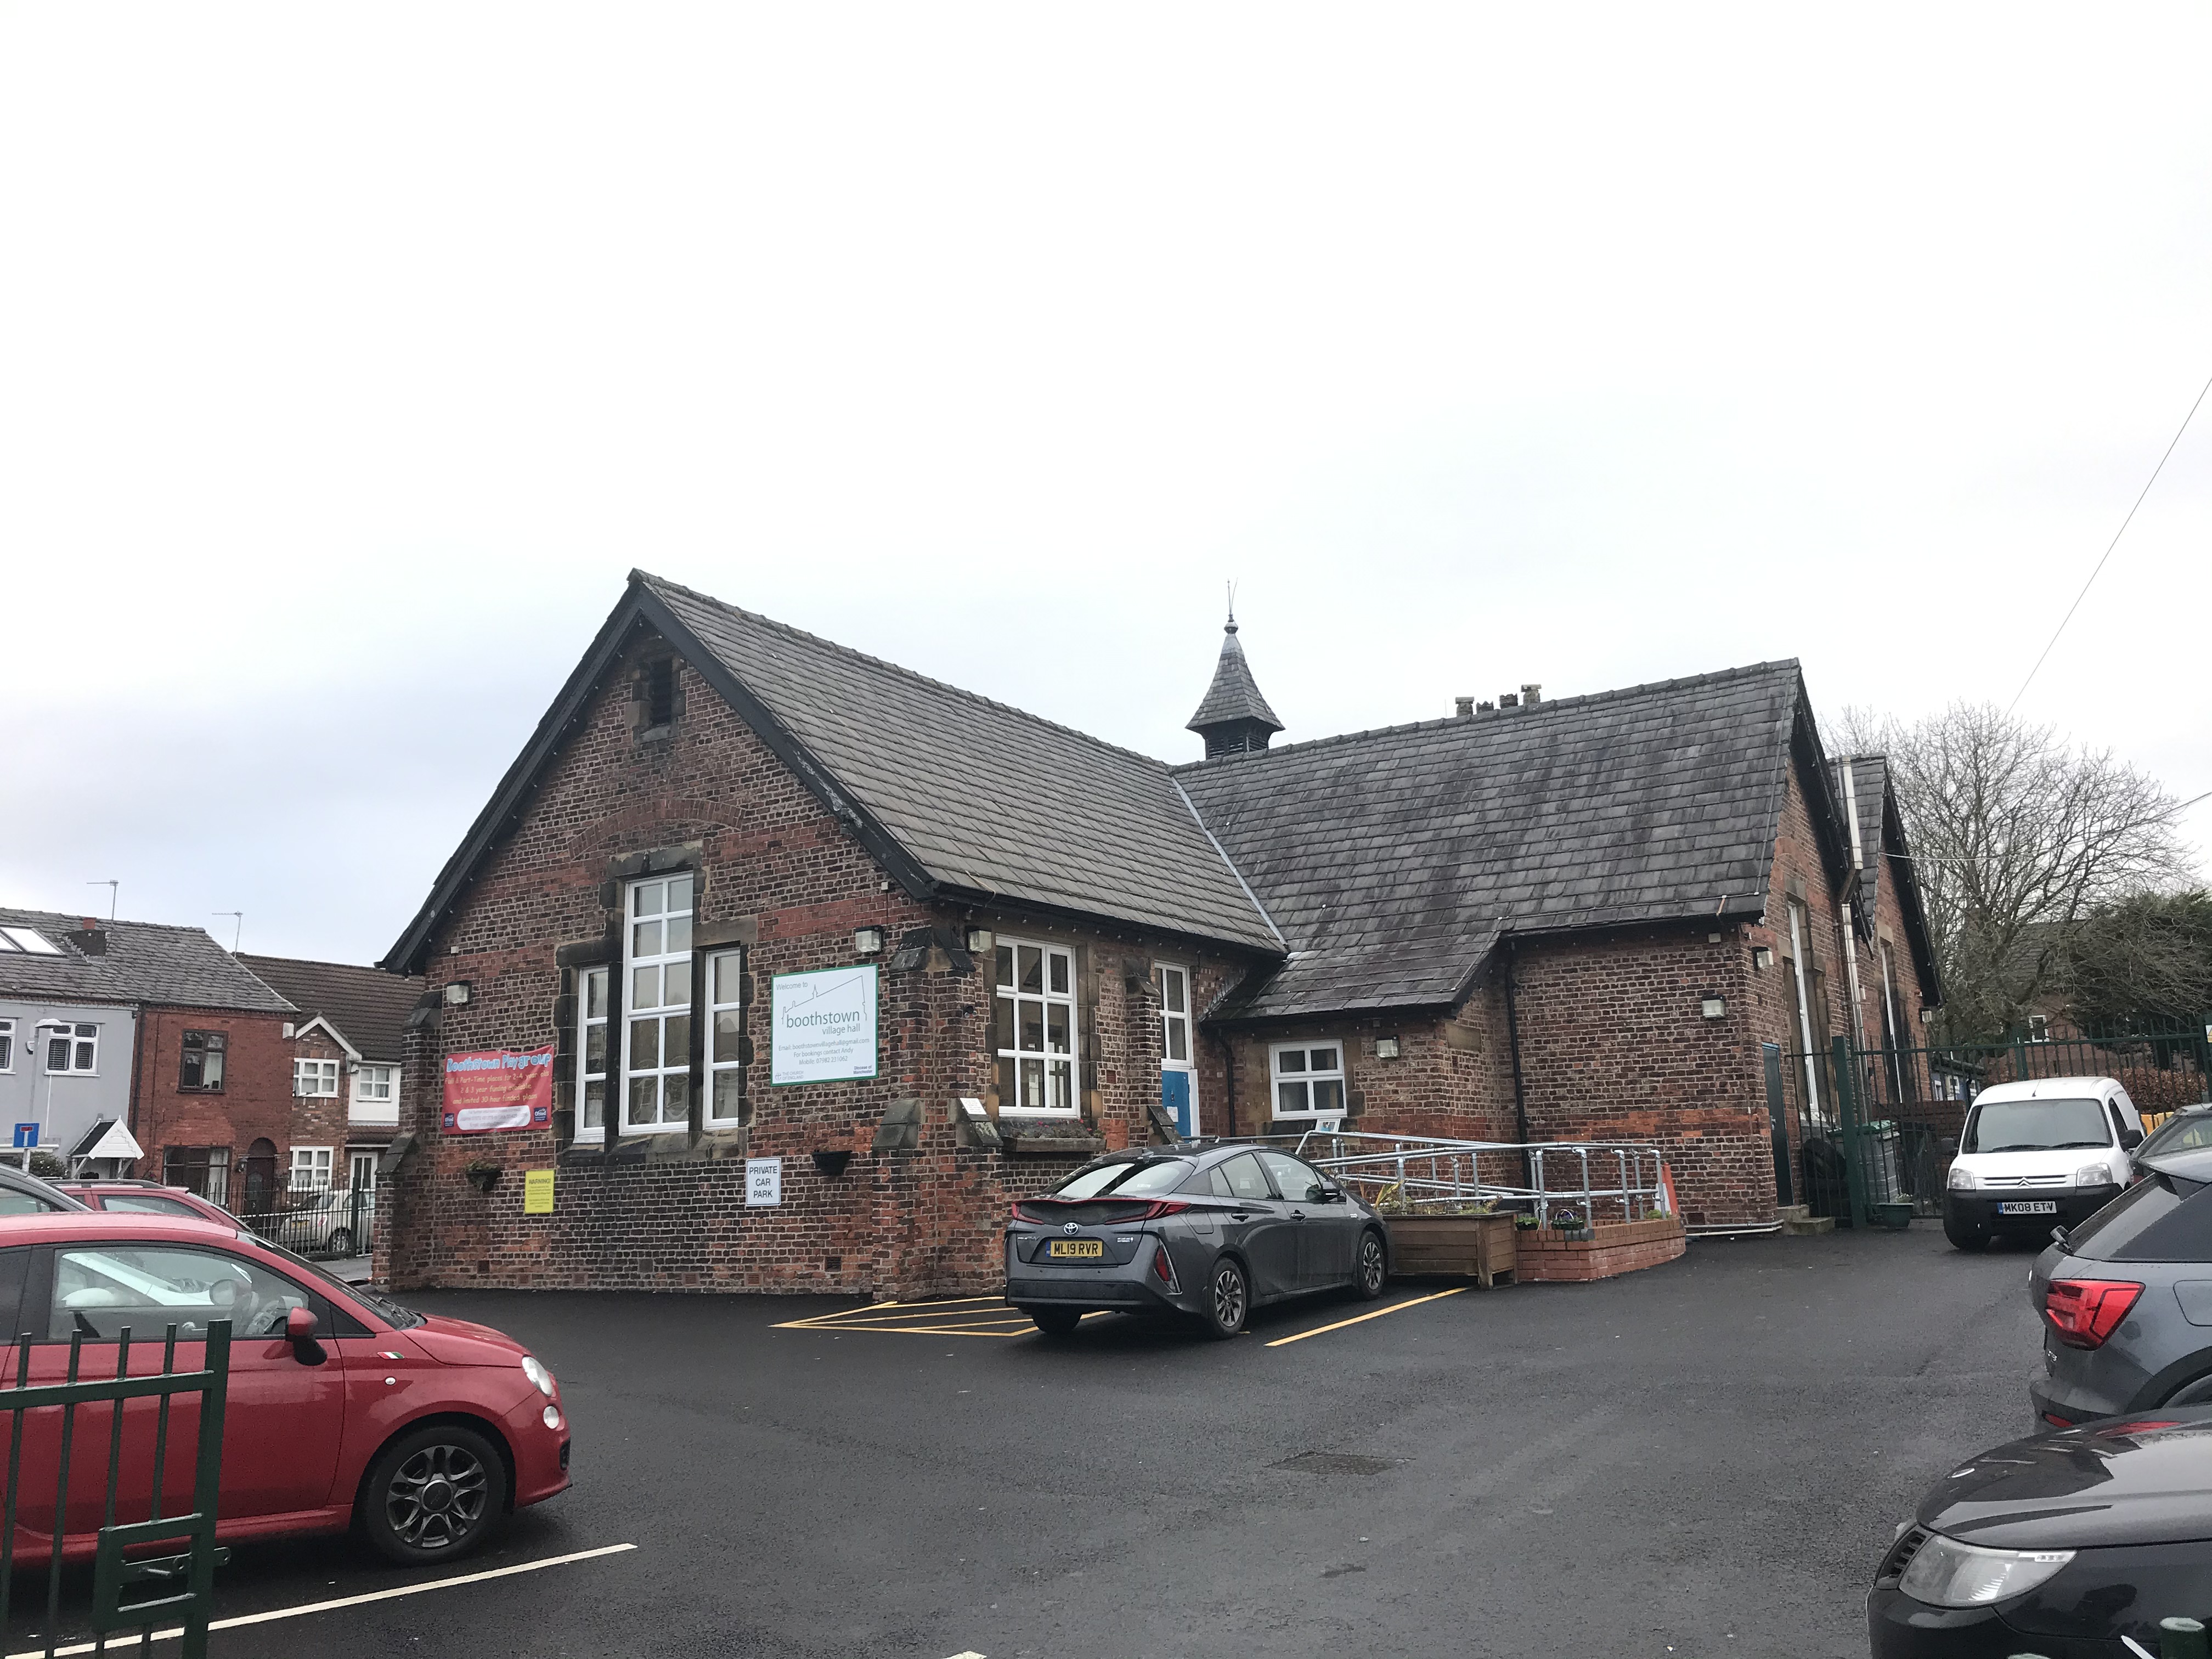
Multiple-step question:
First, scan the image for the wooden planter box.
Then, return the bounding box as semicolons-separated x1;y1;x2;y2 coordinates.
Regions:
1382;1212;1518;1288
1515;1215;1686;1283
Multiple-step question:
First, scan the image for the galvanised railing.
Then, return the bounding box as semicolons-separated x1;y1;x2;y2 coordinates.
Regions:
1279;1130;1668;1226
1;1321;231;1659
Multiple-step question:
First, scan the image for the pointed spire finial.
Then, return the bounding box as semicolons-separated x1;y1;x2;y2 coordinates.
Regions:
1188;585;1282;758
1225;579;1238;634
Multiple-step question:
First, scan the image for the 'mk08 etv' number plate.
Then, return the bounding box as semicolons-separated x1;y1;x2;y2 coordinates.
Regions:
1998;1200;2058;1216
1048;1239;1104;1259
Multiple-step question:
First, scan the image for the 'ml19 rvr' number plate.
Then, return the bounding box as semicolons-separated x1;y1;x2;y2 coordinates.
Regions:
1048;1239;1104;1259
1997;1200;2058;1216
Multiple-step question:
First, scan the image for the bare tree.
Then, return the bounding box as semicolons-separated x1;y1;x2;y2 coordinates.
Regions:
1837;702;2196;1042
2067;890;2212;1032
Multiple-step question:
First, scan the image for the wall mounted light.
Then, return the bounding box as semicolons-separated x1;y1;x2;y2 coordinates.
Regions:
853;927;885;956
966;928;995;954
1700;996;1727;1019
443;981;472;1007
1752;946;1773;970
1374;1036;1401;1059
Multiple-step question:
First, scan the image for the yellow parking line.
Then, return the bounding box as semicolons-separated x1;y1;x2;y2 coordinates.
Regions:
1264;1287;1466;1347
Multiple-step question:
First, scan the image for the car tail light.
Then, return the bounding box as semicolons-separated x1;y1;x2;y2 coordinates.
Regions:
1134;1201;1189;1220
2042;1278;2143;1349
1151;1240;1181;1293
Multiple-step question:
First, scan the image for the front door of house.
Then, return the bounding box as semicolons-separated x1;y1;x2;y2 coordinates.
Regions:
1161;1069;1194;1138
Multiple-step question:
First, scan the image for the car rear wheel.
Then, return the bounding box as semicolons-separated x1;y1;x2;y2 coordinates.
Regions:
1028;1307;1081;1336
1202;1256;1248;1340
360;1424;504;1566
1353;1229;1387;1299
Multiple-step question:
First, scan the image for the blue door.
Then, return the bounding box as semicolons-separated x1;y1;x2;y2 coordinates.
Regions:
1161;1069;1194;1137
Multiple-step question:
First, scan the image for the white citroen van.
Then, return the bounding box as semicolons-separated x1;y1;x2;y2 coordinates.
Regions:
1943;1075;2146;1250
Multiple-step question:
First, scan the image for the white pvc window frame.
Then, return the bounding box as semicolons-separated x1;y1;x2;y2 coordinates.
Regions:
575;964;610;1143
1786;900;1822;1115
43;1022;98;1076
293;1057;340;1097
1268;1041;1346;1120
706;948;746;1128
620;873;695;1135
351;1064;396;1104
0;1018;12;1074
290;1145;334;1188
994;939;1079;1115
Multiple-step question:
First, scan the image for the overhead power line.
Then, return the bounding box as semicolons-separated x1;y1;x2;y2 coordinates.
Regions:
2008;369;2212;714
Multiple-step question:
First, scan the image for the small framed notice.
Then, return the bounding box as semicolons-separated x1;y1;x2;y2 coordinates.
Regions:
745;1157;782;1207
522;1169;555;1215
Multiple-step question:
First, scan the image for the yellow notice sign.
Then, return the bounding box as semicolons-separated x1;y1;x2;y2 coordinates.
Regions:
522;1169;555;1215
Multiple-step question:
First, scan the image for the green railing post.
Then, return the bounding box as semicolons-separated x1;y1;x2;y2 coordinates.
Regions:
1833;1035;1869;1228
179;1319;231;1659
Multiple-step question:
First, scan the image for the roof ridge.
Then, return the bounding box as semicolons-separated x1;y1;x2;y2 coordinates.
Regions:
236;951;414;975
1170;658;1804;772
0;909;215;937
633;569;1184;777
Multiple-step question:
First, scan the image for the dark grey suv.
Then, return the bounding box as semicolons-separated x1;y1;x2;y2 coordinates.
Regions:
1005;1144;1389;1338
2030;1144;2212;1425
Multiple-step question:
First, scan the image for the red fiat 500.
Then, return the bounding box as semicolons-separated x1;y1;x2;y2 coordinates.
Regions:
0;1212;569;1565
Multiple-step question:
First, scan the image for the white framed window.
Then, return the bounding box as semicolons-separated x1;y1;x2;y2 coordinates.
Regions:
2027;1013;2051;1043
573;965;610;1141
43;1023;98;1075
347;1149;378;1193
352;1064;396;1104
622;873;695;1134
0;927;61;955
0;1019;12;1073
706;948;746;1127
993;939;1077;1114
294;1058;340;1097
1785;899;1822;1115
290;1146;334;1188
1269;1041;1346;1120
1153;964;1193;1065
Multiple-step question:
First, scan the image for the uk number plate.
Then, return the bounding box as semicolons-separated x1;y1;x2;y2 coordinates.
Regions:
1997;1200;2058;1216
1048;1239;1104;1259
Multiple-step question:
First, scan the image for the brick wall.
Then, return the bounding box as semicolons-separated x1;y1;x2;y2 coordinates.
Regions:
380;636;1270;1297
132;1007;297;1183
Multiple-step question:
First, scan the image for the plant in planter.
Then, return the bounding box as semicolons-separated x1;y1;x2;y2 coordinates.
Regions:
1514;1213;1540;1231
464;1160;503;1194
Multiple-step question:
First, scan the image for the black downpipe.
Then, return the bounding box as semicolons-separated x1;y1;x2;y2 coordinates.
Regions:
1503;938;1533;1187
1209;1026;1238;1141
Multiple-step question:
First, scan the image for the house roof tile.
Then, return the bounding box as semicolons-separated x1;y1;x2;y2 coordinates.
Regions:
0;910;294;1014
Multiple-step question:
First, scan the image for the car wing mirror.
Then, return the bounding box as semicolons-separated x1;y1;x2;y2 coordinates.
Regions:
2122;1128;2145;1149
285;1305;326;1365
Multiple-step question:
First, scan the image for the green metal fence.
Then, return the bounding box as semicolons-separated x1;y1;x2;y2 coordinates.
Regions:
1767;1023;2212;1229
0;1320;230;1659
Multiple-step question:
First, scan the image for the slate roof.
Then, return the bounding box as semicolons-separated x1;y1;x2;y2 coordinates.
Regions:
0;909;295;1014
1187;619;1283;736
380;573;1284;967
1175;663;1809;1020
237;955;424;1061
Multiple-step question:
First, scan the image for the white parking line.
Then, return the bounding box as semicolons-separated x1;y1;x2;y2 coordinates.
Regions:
5;1542;639;1659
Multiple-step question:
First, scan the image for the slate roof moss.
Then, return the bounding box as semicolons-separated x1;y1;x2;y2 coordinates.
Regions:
0;909;294;1013
1175;663;1807;1019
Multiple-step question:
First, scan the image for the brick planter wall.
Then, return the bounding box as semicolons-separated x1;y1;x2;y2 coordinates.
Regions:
1513;1215;1685;1283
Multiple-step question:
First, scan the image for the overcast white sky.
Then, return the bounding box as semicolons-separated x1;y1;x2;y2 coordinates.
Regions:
3;5;2207;965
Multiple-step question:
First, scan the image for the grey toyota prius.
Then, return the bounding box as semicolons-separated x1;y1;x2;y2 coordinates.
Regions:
1005;1144;1389;1338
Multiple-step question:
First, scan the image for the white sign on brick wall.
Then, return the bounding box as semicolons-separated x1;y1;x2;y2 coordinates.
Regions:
746;1156;782;1207
769;966;879;1085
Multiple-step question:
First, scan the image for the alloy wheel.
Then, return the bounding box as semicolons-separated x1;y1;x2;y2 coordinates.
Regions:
385;1441;490;1551
1212;1261;1246;1331
1359;1232;1386;1294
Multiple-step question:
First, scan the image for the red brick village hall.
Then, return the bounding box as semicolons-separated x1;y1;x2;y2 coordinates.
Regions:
374;571;1941;1296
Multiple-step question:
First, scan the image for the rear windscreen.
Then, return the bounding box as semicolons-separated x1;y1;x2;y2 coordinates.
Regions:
1053;1159;1192;1199
1962;1098;2109;1155
2066;1169;2212;1262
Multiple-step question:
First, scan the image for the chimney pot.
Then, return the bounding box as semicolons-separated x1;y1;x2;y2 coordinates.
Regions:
1477;700;1495;712
1499;692;1520;708
1454;697;1475;718
1521;682;1543;706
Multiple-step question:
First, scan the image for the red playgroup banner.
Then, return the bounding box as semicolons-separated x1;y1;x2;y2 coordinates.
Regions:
441;1045;555;1133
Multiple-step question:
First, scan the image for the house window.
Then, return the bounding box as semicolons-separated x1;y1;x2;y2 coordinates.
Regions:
0;1019;12;1073
994;940;1077;1114
163;1145;230;1206
1153;964;1192;1064
44;1024;97;1075
622;873;695;1133
645;658;675;728
290;1146;334;1188
1785;900;1823;1115
2027;1014;2051;1043
352;1064;395;1104
179;1030;227;1092
575;964;609;1140
294;1058;341;1097
707;949;746;1127
0;927;60;955
1269;1042;1346;1119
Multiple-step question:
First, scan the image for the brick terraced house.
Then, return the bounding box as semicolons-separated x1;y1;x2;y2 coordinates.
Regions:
376;571;1940;1295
